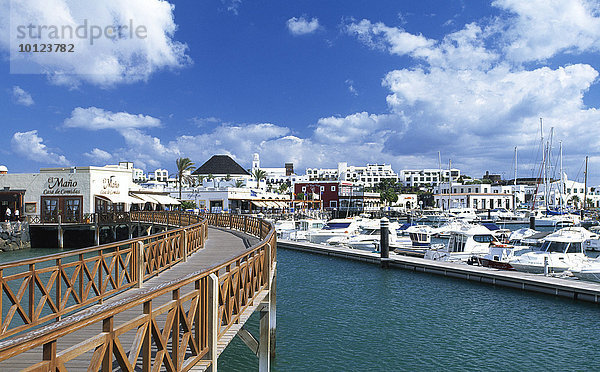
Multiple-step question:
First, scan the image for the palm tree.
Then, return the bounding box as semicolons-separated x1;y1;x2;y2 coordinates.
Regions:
234;179;245;188
277;183;288;194
253;169;267;187
196;175;206;187
176;157;196;200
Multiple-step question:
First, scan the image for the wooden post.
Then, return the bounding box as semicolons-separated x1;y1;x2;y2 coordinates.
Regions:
142;300;152;372
269;264;277;360
207;273;219;371
243;215;247;233
102;316;114;371
172;289;180;370
258;302;270;372
42;340;57;371
182;230;188;262
57;215;63;249
380;217;390;268
137;241;144;288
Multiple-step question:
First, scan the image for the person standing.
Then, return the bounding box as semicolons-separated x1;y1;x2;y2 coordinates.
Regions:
14;209;19;222
5;207;11;222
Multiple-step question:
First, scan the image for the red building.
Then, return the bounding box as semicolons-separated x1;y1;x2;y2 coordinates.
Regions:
294;181;340;209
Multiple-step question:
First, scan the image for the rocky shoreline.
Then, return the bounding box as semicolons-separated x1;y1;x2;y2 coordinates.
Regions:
0;222;31;251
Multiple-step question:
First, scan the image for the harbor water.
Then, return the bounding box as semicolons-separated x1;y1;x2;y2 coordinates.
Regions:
219;247;600;371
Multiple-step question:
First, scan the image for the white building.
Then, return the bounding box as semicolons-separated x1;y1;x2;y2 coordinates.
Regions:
434;182;514;210
250;153;301;186
399;168;461;188
306;162;399;189
535;176;600;208
173;186;291;213
0;164;180;222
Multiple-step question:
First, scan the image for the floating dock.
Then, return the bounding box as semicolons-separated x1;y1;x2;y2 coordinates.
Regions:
279;239;600;304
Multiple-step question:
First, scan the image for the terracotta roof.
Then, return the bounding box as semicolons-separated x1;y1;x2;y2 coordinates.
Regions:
192;155;251;176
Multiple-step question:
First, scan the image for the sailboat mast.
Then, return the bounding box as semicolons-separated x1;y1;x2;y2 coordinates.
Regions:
438;151;443;210
448;159;452;210
584;156;589;212
514;146;517;212
560;141;563;210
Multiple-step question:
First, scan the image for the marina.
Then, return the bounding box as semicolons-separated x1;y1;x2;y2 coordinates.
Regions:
278;239;600;303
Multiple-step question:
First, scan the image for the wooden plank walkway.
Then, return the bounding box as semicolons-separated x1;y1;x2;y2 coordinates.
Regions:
279;239;600;303
0;227;259;371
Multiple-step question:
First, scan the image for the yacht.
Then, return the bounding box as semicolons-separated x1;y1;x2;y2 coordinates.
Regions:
531;209;579;227
307;218;362;245
570;259;600;283
477;208;520;221
508;227;596;274
448;207;478;222
416;209;452;224
278;219;326;241
393;225;435;257
476;229;541;270
424;224;498;263
330;224;399;250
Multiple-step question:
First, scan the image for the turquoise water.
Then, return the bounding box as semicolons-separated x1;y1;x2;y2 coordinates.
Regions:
219;248;600;371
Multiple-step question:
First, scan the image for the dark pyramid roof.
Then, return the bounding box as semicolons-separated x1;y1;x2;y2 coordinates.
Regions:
192;155;251;176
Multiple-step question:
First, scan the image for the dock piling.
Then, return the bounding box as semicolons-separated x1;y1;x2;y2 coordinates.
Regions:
529;216;535;230
380;218;389;268
57;215;63;249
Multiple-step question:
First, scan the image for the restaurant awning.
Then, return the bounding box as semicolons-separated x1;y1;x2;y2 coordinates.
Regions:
147;194;181;205
251;201;265;207
130;193;159;204
96;193;144;204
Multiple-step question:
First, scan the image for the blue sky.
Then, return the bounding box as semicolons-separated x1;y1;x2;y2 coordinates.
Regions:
2;0;600;184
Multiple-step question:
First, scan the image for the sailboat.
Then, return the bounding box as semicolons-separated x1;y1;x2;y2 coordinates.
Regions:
531;121;579;227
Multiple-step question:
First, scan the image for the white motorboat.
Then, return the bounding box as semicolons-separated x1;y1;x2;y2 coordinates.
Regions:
416;209;452;224
476;229;543;270
393;225;435;257
330;224;399;250
278;219;326;241
433;219;472;238
477;208;520;221
448;207;478;222
424;224;498;263
508;227;596;274
531;210;579;227
570;259;600;282
307;218;361;245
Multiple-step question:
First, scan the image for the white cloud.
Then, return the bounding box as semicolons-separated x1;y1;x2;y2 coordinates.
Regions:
341;3;600;179
493;0;600;63
345;79;358;96
2;0;190;87
221;0;242;15
12;86;34;106
11;130;70;165
287;17;320;35
84;148;112;162
344;19;434;56
63;107;161;130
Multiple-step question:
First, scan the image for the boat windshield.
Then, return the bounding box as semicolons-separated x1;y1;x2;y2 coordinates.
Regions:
360;228;379;235
473;235;495;243
323;222;351;230
541;241;582;253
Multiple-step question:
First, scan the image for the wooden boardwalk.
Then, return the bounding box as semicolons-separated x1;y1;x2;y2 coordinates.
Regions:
0;227;260;371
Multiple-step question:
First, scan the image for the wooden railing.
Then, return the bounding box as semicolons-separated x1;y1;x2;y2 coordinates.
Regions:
0;211;206;340
0;213;276;371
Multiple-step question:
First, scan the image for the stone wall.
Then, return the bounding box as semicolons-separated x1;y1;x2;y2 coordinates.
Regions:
0;222;31;251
